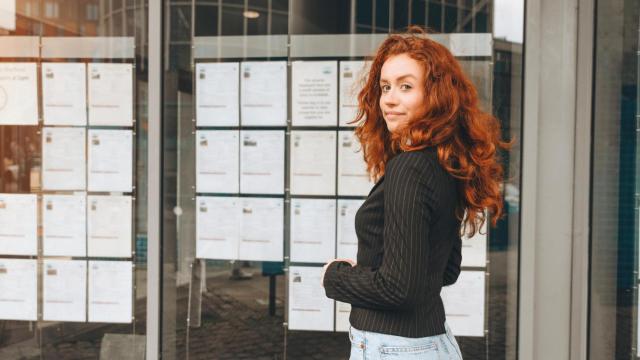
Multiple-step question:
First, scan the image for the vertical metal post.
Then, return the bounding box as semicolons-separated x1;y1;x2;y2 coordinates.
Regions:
350;0;356;34
519;0;540;356
440;0;445;32
389;0;395;31
520;0;579;358
570;0;595;359
147;0;162;358
372;0;376;33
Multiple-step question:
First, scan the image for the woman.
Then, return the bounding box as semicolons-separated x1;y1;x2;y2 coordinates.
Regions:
321;27;509;359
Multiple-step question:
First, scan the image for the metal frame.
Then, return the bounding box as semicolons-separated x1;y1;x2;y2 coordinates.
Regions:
571;0;595;359
143;0;599;358
522;0;572;357
520;0;592;358
146;0;162;358
40;37;134;59
519;0;539;356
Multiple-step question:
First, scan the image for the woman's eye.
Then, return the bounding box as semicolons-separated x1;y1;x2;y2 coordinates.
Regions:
400;84;412;90
381;84;390;92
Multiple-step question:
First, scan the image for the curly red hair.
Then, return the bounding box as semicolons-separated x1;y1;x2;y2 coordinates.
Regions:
353;27;511;236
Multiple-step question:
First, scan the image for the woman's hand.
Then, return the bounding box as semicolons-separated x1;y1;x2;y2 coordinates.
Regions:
320;258;356;287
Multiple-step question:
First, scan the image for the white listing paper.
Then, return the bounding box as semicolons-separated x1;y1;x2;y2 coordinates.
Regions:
337;199;364;260
0;63;38;125
88;63;133;126
43;194;86;257
461;218;487;268
290;131;336;195
292;61;338;126
42;127;86;191
88;260;132;323
288;266;334;331
43;260;87;322
0;0;16;30
335;301;351;332
87;195;132;258
338;131;373;196
241;61;287;126
0;194;37;255
0;259;37;321
42;62;87;125
238;197;283;261
196;62;239;126
441;270;485;337
240;130;284;194
290;199;336;263
339;61;369;126
196;196;240;260
196;130;239;193
88;129;133;192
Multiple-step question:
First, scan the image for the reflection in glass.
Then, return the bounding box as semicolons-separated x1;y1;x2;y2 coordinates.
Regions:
0;0;148;358
162;1;523;359
589;0;639;358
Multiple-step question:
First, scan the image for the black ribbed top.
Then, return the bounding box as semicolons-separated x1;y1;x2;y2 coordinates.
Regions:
323;147;462;338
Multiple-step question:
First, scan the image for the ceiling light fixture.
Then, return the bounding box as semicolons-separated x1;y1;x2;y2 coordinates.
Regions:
243;10;260;19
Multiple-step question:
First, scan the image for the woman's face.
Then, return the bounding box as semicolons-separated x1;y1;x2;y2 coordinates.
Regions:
379;53;426;133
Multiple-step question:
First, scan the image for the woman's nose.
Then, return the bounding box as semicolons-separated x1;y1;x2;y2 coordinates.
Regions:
383;90;399;106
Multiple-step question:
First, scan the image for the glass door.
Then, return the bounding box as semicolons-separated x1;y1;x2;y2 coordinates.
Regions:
161;1;523;359
0;1;149;359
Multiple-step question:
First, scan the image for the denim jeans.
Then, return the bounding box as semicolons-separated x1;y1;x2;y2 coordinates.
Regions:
348;322;463;359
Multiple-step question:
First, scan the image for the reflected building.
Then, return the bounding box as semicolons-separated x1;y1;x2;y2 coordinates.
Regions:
6;0;628;359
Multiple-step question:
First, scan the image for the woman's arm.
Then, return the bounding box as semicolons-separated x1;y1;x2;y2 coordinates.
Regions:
442;235;461;286
322;151;442;310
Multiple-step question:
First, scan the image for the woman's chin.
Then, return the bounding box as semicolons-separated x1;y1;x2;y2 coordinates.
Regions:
385;122;399;133
385;121;406;134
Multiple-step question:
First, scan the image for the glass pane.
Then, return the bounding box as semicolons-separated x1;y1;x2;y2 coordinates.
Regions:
0;0;148;358
162;1;523;359
589;0;639;358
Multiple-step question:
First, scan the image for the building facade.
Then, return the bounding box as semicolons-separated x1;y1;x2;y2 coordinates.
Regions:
0;0;635;359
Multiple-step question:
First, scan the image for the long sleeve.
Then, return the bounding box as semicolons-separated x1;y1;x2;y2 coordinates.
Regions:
442;235;461;286
323;151;441;310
